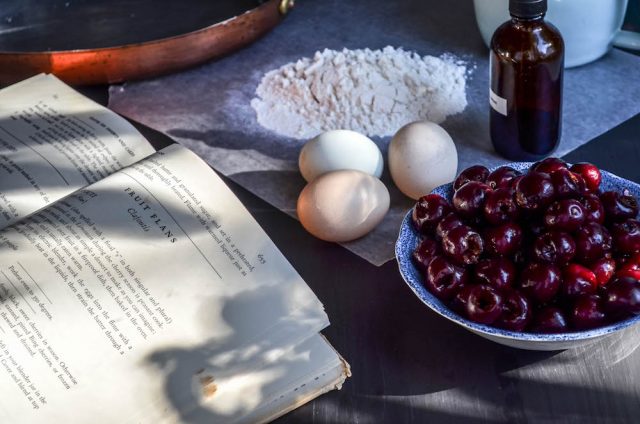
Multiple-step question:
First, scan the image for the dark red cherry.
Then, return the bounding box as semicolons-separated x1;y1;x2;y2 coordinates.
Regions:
465;284;504;324
611;219;640;254
574;222;612;263
412;238;440;272
509;175;525;190
450;285;475;315
435;213;465;240
616;260;640;281
412;194;451;234
616;268;640;281
531;306;569;333
442;225;484;265
474;257;516;290
616;252;640;279
577;194;605;224
495;290;532;331
531;231;576;265
531;157;568;175
571;295;606;330
452;181;492;218
570;162;601;193
590;257;616;286
600;191;639;223
551;168;586;199
561;264;598;299
425;256;469;300
483;188;519;225
604;277;640;318
486;166;520;189
484;222;523;256
519;262;562;304
515;172;555;211
621;252;640;268
544;199;585;232
453;165;490;191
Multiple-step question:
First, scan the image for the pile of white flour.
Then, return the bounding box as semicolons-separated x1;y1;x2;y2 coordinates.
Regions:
251;46;468;139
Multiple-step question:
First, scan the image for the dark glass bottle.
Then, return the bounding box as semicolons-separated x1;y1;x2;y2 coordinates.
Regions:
490;0;564;161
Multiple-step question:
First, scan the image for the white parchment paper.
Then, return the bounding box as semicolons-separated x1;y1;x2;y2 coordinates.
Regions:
108;0;640;266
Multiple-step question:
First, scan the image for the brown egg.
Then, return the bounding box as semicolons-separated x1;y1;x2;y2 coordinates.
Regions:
389;121;458;200
297;170;390;242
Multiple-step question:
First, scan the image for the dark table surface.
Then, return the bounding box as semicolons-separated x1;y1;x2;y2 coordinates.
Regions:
78;81;640;423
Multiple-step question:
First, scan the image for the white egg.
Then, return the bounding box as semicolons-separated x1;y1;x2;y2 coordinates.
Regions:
297;170;390;242
389;121;458;200
299;130;384;182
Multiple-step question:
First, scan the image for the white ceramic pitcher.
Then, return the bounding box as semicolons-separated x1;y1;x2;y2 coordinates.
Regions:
473;0;640;67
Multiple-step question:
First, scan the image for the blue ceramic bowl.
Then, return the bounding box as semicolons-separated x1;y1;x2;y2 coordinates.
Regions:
396;162;640;350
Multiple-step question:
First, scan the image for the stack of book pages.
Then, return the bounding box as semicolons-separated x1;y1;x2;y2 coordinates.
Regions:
0;75;349;423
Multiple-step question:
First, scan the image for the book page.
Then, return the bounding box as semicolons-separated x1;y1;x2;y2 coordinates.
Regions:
0;74;155;229
0;144;328;423
182;334;349;424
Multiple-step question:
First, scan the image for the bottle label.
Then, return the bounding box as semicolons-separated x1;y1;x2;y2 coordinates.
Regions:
490;89;507;116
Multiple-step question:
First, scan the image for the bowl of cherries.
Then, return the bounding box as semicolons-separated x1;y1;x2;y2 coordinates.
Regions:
396;158;640;350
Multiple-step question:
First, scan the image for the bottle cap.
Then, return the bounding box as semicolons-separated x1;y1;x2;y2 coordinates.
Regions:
509;0;547;18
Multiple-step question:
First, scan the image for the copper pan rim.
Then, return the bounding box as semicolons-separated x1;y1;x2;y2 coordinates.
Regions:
0;0;287;86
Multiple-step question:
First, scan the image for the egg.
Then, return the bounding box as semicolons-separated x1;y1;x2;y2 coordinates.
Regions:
388;121;458;200
299;130;384;182
297;170;390;242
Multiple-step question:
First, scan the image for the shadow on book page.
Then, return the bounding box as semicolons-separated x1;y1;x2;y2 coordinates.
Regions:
148;328;347;423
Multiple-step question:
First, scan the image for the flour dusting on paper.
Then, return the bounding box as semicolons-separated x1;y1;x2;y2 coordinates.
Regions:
251;46;468;139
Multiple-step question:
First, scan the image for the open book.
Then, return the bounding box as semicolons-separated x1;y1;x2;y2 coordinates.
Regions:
0;75;349;423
